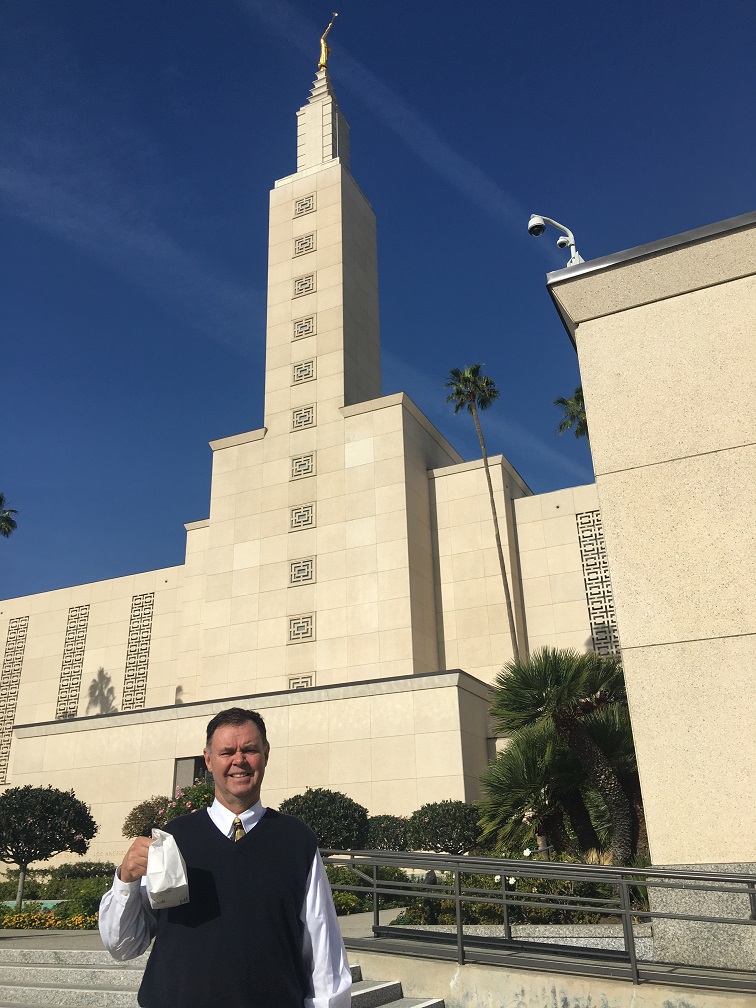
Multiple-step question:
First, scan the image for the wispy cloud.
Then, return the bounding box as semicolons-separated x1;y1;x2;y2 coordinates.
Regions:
235;0;555;252
0;161;258;357
0;39;259;357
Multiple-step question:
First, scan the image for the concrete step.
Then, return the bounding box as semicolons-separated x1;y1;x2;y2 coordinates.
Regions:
348;980;444;1007
382;1001;445;1008
0;1002;445;1008
0;948;443;1008
351;979;403;1007
0;966;141;989
0;983;137;1006
0;952;147;969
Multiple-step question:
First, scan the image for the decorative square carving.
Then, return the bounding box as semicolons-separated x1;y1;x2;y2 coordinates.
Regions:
293;315;316;340
576;511;620;657
289;674;314;690
294;233;316;256
288;614;315;643
292;405;316;430
292;359;315;384
294;194;316;217
289;558;315;585
290;503;315;530
0;615;29;783
122;593;154;711
55;604;90;720
293;274;316;298
291;453;316;479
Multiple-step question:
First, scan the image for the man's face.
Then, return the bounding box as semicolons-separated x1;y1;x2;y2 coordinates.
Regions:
204;721;269;813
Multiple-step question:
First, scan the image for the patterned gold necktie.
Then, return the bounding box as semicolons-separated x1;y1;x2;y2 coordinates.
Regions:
232;816;245;842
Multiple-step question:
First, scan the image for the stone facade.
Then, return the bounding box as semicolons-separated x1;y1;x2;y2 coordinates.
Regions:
0;67;613;861
549;212;756;969
548;211;756;869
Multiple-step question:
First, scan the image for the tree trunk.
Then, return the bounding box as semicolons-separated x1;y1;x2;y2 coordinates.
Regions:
622;770;649;858
560;790;601;855
15;866;26;910
542;810;571;857
555;716;633;866
470;402;521;661
535;830;550;859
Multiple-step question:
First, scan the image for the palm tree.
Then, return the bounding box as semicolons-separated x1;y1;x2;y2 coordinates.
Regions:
86;667;117;715
554;386;588;440
479;723;599;857
490;647;634;865
585;705;648;857
445;365;523;661
0;493;18;538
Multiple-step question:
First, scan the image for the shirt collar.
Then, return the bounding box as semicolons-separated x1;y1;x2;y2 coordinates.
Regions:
208;798;266;837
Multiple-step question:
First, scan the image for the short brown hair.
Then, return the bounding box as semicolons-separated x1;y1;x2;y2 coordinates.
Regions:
205;708;268;748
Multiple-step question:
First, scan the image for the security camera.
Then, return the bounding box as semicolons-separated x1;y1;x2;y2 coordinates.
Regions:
556;235;571;249
527;215;546;237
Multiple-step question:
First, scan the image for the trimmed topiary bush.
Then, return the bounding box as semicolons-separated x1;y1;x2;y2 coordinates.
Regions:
0;785;98;907
366;815;409;851
408;800;482;855
279;788;369;849
122;797;171;838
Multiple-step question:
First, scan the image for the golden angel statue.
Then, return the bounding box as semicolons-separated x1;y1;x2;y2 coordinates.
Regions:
319;13;338;69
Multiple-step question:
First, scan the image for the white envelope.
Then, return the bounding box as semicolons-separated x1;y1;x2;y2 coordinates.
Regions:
145;829;190;909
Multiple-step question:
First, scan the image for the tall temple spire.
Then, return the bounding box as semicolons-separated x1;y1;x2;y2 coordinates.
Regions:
296;15;349;172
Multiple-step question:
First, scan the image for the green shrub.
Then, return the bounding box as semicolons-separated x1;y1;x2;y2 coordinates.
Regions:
0;878;42;901
408;801;482;855
44;878;88;900
47;861;116;880
331;891;362;915
392;869;612;927
44;875;113;902
56;877;112;918
0;866;49;901
122;796;171;838
280;789;369;849
164;780;215;823
325;863;409;914
366;815;409;851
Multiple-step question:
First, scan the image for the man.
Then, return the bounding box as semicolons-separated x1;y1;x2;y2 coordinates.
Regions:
100;707;352;1008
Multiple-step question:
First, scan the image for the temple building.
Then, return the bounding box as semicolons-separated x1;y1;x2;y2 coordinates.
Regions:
0;60;616;862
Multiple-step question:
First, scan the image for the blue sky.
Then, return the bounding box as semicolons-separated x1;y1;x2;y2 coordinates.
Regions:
2;0;754;600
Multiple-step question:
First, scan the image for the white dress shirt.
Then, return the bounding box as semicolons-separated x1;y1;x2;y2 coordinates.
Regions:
99;800;352;1008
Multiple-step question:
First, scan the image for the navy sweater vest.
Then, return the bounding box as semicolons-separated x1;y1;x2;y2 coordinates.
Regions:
138;809;317;1008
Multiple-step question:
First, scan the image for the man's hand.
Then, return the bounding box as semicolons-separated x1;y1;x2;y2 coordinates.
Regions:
118;837;155;883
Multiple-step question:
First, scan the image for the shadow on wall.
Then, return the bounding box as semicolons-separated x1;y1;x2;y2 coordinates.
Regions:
86;667;118;715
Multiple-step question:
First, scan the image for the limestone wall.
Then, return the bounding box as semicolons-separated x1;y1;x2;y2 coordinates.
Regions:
549;213;756;865
9;671;489;862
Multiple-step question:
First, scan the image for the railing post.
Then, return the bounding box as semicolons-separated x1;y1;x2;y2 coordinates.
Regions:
501;875;512;941
618;874;639;985
372;863;379;932
454;866;465;965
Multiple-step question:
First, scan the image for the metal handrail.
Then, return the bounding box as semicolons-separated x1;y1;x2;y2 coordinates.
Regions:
321;849;756;992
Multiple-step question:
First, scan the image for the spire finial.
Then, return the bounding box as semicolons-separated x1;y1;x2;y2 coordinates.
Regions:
318;13;338;70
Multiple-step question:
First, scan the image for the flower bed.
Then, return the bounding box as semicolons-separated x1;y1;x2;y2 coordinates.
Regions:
1;908;98;930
